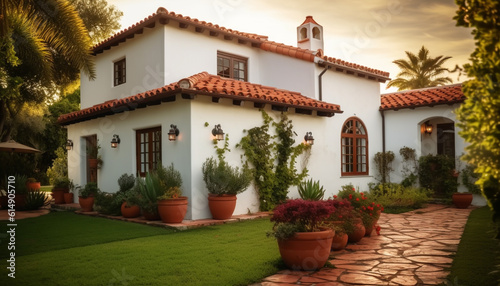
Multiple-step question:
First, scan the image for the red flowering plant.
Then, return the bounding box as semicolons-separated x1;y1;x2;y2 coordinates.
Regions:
324;198;356;235
336;184;384;229
268;199;336;240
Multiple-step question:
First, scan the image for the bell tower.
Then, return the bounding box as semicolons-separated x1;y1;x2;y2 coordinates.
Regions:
297;16;324;52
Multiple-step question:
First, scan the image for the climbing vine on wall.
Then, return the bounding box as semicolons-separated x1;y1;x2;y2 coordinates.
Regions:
237;111;310;211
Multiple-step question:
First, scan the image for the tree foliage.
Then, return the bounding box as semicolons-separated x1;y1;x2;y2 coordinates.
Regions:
455;0;500;237
387;46;453;91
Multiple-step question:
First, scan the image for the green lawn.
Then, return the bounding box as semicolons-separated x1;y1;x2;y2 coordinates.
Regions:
0;212;280;285
448;206;500;286
40;185;53;192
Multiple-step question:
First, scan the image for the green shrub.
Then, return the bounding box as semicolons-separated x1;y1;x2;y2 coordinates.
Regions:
95;191;123;215
298;179;325;200
117;173;135;192
24;190;50;210
419;154;458;197
369;183;432;212
202;157;252;196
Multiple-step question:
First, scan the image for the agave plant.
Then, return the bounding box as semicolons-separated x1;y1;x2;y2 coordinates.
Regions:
298;179;325;201
24;191;50;210
136;172;163;214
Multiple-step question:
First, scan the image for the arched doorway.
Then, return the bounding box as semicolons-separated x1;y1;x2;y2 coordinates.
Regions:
420;117;455;157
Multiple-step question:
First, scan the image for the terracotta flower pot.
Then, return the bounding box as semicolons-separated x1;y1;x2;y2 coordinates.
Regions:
64;193;74;204
52;188;68;204
79;196;95;212
158;196;188;223
348;219;365;243
88;159;98;169
121;202;141;218
208;194;236;220
364;220;377;237
331;232;348;251
26;182;41;191
277;229;335;270
452;192;473;209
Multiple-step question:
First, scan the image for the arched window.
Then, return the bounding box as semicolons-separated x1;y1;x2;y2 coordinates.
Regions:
312;27;321;39
300;27;308;40
341;117;368;176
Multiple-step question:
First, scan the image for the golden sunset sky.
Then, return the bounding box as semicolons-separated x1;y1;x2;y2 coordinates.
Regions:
106;0;475;92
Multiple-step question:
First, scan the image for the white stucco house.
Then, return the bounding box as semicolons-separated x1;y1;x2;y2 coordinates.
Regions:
58;7;477;220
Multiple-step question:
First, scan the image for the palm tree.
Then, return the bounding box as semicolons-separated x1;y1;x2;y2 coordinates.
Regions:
387;46;453;91
0;0;95;141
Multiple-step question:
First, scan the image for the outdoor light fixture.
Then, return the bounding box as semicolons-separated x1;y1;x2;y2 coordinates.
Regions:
66;139;73;150
304;132;314;145
424;121;433;135
168;124;180;141
111;134;121;148
211;124;225;141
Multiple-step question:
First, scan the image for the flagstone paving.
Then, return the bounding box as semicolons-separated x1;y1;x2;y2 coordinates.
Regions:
254;204;473;286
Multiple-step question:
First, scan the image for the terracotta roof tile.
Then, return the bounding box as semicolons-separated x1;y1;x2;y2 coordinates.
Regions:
58;72;342;125
380;84;464;111
301;16;320;26
92;7;388;81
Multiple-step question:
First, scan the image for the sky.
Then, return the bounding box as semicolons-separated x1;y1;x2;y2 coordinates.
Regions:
106;0;475;92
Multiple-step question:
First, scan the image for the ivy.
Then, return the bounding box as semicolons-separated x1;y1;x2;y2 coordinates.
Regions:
373;151;395;184
237;111;310;211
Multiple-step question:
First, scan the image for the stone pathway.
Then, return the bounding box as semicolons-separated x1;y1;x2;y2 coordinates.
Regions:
255;204;473;286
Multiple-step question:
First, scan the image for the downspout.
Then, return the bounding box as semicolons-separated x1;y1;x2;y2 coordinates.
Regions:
380;109;386;153
318;65;331;101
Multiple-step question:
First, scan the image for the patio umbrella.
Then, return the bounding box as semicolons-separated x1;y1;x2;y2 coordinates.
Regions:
0;140;41;153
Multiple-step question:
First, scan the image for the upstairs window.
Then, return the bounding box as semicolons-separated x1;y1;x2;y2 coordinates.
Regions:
217;51;247;81
114;58;126;86
341;117;368;176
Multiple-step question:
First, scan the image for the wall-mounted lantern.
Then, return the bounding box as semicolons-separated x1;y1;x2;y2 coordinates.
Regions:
304;132;314;145
168;124;180;141
66;139;73;150
111;134;121;148
212;124;225;141
424;121;433;135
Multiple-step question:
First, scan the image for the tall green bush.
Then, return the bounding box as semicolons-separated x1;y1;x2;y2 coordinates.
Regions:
418;154;458;197
374;151;395;183
238;111;310;211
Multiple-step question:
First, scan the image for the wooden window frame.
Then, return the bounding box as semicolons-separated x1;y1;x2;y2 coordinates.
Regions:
136;127;162;177
114;58;126;86
341;117;369;176
217;51;248;81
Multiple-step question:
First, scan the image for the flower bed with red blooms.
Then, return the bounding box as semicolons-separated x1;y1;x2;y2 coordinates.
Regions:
336;184;384;231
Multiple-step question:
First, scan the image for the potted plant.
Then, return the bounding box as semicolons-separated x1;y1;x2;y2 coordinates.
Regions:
24;190;50;210
52;177;71;204
298;178;325;200
326;199;354;251
14;175;28;210
202;157;252;220
155;163;187;223
77;182;99;212
121;188;141;218
268;199;336;270
26;177;41;191
136;173;163;220
453;164;481;208
64;180;75;204
87;144;102;169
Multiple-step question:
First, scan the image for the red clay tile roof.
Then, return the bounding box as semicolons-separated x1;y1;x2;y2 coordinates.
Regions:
301;16;321;26
58;72;342;126
380;83;464;111
92;7;389;82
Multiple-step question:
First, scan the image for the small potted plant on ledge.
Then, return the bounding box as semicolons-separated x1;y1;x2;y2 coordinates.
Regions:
78;182;99;212
26;177;41;191
268;199;336;270
87;144;102;169
155;163;187;223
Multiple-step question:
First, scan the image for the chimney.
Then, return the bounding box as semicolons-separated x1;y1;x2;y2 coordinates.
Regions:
297;16;324;51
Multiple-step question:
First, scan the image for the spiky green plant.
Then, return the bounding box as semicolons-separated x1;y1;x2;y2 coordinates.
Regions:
24;190;50;210
298;179;325;201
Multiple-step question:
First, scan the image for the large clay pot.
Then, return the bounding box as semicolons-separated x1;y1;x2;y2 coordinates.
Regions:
364;220;376;237
79;196;95;212
157;197;188;223
331;233;349;251
348;219;365;243
64;193;74;204
208;194;236;220
26;182;41;191
52;187;68;204
452;192;473;209
121;202;141;218
277;229;335;270
88;159;99;169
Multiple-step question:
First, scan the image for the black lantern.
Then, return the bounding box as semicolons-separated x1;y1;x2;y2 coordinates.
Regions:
66;139;73;150
111;134;121;148
304;132;314;145
211;124;225;141
168;124;180;141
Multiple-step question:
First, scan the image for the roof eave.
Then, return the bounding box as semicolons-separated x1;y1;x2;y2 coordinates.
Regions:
318;60;391;83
